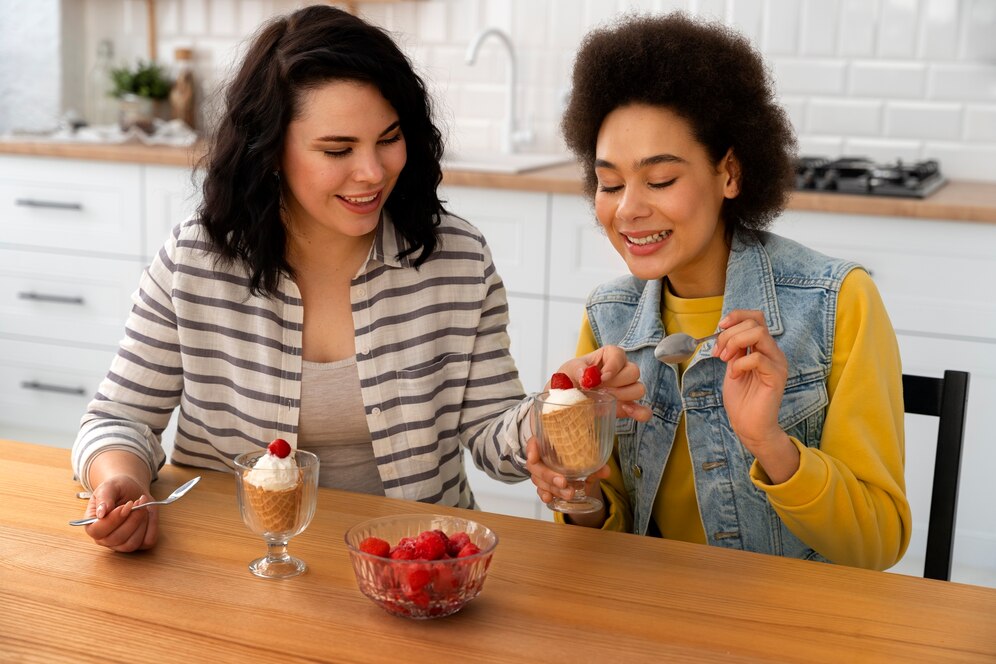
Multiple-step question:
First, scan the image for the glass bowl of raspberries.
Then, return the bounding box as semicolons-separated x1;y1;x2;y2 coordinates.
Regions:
343;514;498;619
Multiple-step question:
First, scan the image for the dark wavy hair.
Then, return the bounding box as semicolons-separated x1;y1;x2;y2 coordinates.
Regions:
197;4;444;296
561;12;796;235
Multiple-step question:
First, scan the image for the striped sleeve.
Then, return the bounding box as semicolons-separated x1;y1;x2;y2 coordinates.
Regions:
71;225;183;490
458;235;532;481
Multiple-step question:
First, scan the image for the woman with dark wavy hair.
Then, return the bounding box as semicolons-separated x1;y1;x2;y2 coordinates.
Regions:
526;13;911;570
72;4;646;553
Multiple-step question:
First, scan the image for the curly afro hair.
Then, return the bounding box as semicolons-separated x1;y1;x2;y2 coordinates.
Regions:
561;12;796;235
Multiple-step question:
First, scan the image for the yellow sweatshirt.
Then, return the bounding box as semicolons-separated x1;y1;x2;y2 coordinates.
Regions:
567;269;911;570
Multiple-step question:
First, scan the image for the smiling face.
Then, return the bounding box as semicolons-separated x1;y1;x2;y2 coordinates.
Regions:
280;79;407;248
593;104;740;298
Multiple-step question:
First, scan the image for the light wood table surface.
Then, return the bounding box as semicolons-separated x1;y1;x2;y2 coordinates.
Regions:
1;440;994;663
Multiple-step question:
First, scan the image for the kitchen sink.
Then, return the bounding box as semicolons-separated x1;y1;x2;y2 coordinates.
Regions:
442;151;573;174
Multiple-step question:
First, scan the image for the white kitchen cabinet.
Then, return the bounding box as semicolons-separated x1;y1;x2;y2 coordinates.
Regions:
0;157;143;258
439;185;549;298
144;164;201;258
0;156;193;450
773;210;996;584
548;193;630;301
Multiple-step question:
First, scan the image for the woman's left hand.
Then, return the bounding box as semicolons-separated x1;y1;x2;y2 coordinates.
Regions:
713;310;796;478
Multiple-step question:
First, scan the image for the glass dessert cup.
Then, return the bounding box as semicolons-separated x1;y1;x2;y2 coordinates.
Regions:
532;390;616;514
234;449;319;579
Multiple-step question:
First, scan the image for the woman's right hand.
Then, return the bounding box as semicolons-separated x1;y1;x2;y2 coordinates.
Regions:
525;437;609;527
83;474;159;552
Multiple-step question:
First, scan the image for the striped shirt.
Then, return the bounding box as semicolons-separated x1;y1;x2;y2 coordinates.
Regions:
72;213;533;508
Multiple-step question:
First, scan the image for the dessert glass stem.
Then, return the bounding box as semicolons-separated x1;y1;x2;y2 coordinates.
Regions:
567;479;588;502
267;540;290;562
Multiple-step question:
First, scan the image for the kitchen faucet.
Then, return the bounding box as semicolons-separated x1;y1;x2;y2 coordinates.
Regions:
465;27;533;153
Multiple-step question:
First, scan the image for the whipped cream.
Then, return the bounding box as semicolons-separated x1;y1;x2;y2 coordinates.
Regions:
543;387;589;413
245;451;298;491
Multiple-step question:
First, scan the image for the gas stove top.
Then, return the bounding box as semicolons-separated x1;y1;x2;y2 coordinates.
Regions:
794;157;946;198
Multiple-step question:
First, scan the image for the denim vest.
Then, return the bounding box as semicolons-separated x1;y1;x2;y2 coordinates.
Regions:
586;231;858;561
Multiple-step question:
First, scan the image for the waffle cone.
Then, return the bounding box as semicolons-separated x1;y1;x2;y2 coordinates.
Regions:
243;475;302;533
541;403;600;470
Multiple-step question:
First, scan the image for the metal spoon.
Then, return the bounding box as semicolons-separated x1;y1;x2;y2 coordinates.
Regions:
68;476;201;526
653;332;721;364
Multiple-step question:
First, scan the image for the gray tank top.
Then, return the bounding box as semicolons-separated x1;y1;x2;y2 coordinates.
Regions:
297;357;385;496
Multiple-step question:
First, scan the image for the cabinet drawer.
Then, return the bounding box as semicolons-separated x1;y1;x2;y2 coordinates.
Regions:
0;248;143;347
774;212;996;340
0;156;142;257
0;339;116;438
440;185;549;297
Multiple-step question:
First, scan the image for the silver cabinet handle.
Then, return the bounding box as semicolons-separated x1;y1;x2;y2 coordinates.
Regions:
15;198;83;211
20;381;87;396
17;292;85;305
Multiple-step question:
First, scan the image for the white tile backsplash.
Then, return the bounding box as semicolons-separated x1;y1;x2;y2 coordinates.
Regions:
842;137;922;163
773;59;847;95
838;0;879;57
849;61;926;99
762;0;801;54
807;98;882;136
965;106;996;142
963;0;996;60
877;0;919;58
928;64;996;102
3;0;995;182
884;101;962;141
800;0;838;56
918;0;959;60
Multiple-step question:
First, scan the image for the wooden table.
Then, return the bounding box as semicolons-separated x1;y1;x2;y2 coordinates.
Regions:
1;440;994;663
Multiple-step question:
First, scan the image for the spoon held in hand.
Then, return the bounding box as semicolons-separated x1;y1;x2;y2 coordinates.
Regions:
653;332;721;365
68;476;201;526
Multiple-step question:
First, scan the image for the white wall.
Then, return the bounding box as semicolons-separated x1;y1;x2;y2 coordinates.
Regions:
5;1;995;181
0;0;63;132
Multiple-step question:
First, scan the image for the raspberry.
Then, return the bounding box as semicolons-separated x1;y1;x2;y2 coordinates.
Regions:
405;566;433;593
456;542;481;558
389;536;418;560
550;372;574;390
580;365;602;389
446;531;472;557
267;438;291;458
414;530;449;560
359;537;391;557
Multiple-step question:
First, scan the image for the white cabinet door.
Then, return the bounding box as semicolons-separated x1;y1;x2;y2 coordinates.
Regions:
545;299;586;381
548;194;629;301
506;294;546;395
144;165;201;259
440;185;549;297
462;449;551;521
0;156;143;258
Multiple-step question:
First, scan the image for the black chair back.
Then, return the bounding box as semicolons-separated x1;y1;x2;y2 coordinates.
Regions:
902;370;970;581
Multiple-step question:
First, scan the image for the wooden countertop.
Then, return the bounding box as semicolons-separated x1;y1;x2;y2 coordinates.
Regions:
2;439;995;663
2;139;995;223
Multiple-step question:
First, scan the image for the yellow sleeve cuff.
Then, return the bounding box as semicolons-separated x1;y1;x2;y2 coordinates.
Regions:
552;480;631;532
750;437;832;509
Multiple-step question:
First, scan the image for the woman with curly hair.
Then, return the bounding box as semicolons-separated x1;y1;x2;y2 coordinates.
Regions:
72;4;645;553
527;13;911;570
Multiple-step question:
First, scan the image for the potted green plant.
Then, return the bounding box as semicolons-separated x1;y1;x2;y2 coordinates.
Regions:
110;59;173;132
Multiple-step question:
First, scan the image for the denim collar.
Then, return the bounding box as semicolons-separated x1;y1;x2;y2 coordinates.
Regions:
615;232;785;352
